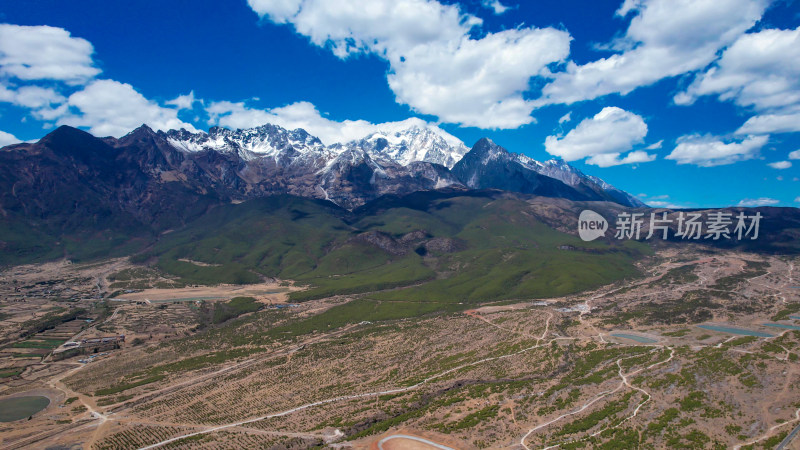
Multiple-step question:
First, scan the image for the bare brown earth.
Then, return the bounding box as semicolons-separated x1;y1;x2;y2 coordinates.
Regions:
0;248;798;449
114;282;295;304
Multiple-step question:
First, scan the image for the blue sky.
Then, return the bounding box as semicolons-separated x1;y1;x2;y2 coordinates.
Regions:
0;0;799;208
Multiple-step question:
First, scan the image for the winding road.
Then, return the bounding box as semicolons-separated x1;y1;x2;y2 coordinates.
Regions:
521;347;675;450
137;312;560;449
377;434;455;450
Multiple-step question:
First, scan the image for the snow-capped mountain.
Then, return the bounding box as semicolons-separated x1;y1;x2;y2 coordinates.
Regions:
535;158;646;207
162;124;468;169
146;124;466;209
352;126;469;169
163;125;337;167
535;158;586;186
159;123;642;208
313;146;461;207
0;122;644;215
452;138;593;202
451;138;646;207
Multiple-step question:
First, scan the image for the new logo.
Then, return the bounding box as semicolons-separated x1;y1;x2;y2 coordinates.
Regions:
578;210;608;241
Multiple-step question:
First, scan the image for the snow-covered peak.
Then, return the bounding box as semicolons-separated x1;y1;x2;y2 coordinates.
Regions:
162;124;328;162
469;138;510;164
353;124;469;169
586;175;614;191
514;153;545;171
362;118;465;147
538;158;645;206
536;158;588;187
162;121;468;168
157;121;644;207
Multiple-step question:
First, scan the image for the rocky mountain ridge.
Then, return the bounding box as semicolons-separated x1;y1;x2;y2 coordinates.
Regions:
0;123;645;248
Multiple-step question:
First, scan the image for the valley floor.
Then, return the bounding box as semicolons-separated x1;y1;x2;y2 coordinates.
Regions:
1;248;799;449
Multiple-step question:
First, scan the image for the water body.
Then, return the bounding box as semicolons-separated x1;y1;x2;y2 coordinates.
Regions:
0;396;50;422
696;325;774;338
610;333;658;344
789;316;800;320
763;323;800;331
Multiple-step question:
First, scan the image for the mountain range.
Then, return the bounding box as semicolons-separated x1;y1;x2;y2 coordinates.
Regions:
2;121;643;212
161;123;646;208
1;122;798;270
0;122;650;263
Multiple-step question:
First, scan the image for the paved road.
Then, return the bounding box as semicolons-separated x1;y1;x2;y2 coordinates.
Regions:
776;422;800;450
377;435;454;450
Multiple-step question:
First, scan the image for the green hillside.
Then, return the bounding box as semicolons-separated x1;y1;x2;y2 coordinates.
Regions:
142;193;649;309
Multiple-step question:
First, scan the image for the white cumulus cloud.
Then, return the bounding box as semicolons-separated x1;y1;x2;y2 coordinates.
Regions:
737;110;800;135
678;27;800;121
0;130;20;147
58;80;197;137
206;99;464;146
767;161;792;169
677;26;800;137
0;84;64;109
544;107;653;167
482;0;510;14
0;84;68;120
0;25;200;138
666;134;767;166
646;200;691;209
789;149;800;160
644;140;663;150
583;150;656;168
536;0;767;106
166;91;199;110
0;24;100;84
247;0;570;128
738;197;779;207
